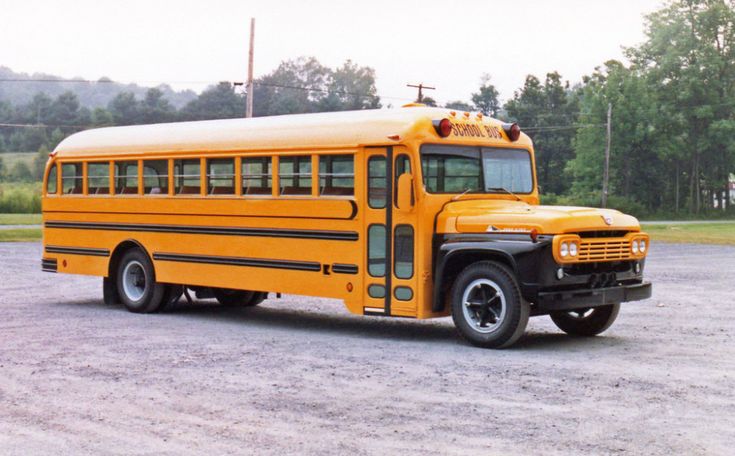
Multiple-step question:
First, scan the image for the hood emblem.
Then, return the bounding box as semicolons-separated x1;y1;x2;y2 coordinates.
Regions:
602;214;613;226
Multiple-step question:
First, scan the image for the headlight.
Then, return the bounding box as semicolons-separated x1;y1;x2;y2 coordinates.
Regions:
569;242;578;256
640;239;647;252
560;242;569;257
632;240;639;254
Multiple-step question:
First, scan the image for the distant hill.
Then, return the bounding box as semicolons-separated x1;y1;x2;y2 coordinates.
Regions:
0;66;198;109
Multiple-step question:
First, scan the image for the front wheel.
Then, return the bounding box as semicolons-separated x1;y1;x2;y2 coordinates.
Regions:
549;304;620;337
450;261;529;349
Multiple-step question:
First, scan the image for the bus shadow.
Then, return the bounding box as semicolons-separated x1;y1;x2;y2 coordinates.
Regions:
165;301;460;344
55;298;626;350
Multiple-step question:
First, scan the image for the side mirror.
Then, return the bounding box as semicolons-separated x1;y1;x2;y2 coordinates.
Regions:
396;173;414;210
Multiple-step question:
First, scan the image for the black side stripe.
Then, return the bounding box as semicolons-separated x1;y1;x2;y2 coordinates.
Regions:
45;245;110;257
45;221;358;241
42;258;57;273
153;252;321;272
332;263;358;275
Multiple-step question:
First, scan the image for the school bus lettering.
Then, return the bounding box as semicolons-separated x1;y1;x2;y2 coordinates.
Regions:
41;105;651;348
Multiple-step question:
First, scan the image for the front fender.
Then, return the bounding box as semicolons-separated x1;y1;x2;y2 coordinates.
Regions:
432;234;552;312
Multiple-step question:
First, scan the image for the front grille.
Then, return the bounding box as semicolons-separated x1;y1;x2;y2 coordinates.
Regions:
578;230;629;238
578;238;632;262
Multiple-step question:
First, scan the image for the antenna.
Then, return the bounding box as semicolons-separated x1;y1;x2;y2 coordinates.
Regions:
407;83;435;103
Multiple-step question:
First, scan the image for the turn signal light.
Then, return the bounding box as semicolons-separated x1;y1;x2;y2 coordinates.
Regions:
502;123;521;141
433;118;452;137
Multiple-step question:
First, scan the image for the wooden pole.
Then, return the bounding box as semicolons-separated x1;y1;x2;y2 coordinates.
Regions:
246;18;255;118
602;102;612;207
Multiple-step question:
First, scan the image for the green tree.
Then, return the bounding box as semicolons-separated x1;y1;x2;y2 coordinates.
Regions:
420;96;437;107
445;100;473;111
471;75;501;116
33;144;50;180
10;160;32;182
181;82;245;120
318;60;381;112
505;72;579;195
91;107;114;127
253;57;330;116
568;61;662;210
108;92;140;125
629;0;735;213
140;88;175;124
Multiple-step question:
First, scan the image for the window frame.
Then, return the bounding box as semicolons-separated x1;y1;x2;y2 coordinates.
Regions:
278;155;313;196
206;157;236;196
419;143;535;195
87;161;111;196
319;154;355;197
242;156;273;196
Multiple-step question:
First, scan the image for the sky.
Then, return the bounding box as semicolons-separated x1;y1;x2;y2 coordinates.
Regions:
2;0;664;106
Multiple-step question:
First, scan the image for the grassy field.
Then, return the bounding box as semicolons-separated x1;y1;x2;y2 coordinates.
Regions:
0;228;42;242
0;151;36;169
642;222;735;245
0;213;41;225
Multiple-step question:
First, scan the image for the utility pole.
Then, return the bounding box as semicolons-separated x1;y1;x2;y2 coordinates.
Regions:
246;18;255;118
407;83;435;103
601;102;612;208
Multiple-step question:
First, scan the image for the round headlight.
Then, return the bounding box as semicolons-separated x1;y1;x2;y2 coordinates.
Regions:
640;239;647;252
560;242;569;257
569;242;578;256
632;240;639;254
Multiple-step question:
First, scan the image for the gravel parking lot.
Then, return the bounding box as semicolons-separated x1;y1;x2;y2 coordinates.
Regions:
1;242;733;455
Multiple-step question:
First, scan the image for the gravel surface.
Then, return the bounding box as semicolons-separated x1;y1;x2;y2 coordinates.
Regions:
1;242;733;455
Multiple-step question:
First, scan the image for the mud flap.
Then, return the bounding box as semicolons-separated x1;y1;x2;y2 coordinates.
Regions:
103;276;121;306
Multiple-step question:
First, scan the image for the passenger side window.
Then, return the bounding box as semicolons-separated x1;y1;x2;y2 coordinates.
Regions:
46;164;58;195
394;154;412;205
207;158;235;195
368;224;386;277
174;159;201;195
61;163;83;195
394;225;414;279
319;155;354;196
368;156;386;208
242;157;272;195
115;161;139;195
143;160;168;195
88;162;110;195
279;156;312;195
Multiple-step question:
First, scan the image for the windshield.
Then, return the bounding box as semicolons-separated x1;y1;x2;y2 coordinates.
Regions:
420;144;534;194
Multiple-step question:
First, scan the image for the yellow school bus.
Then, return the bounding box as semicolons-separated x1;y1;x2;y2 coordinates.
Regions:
41;106;651;348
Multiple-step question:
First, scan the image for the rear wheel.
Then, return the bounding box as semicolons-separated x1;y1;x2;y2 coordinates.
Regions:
213;288;266;307
450;261;529;349
116;249;166;313
549;304;620;336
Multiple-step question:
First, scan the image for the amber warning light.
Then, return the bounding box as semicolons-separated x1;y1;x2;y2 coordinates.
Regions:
433;118;452;137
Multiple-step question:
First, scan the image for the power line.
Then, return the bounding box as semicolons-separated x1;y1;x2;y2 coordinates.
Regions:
0;77;415;102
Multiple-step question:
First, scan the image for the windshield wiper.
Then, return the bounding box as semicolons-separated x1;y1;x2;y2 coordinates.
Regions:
487;187;522;201
451;188;472;201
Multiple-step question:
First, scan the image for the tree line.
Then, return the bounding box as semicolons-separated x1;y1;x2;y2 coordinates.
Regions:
1;0;734;217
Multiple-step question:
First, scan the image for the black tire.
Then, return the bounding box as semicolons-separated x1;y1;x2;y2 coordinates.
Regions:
116;248;166;313
550;304;620;337
450;261;529;349
213;288;265;307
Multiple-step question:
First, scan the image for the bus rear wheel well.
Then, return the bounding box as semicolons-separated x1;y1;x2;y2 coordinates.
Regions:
108;240;150;278
436;250;516;312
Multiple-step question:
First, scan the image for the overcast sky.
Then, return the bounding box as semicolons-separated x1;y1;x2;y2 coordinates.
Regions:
3;0;664;105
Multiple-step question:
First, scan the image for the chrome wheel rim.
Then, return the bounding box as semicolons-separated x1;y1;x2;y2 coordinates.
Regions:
122;260;146;302
462;278;506;333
